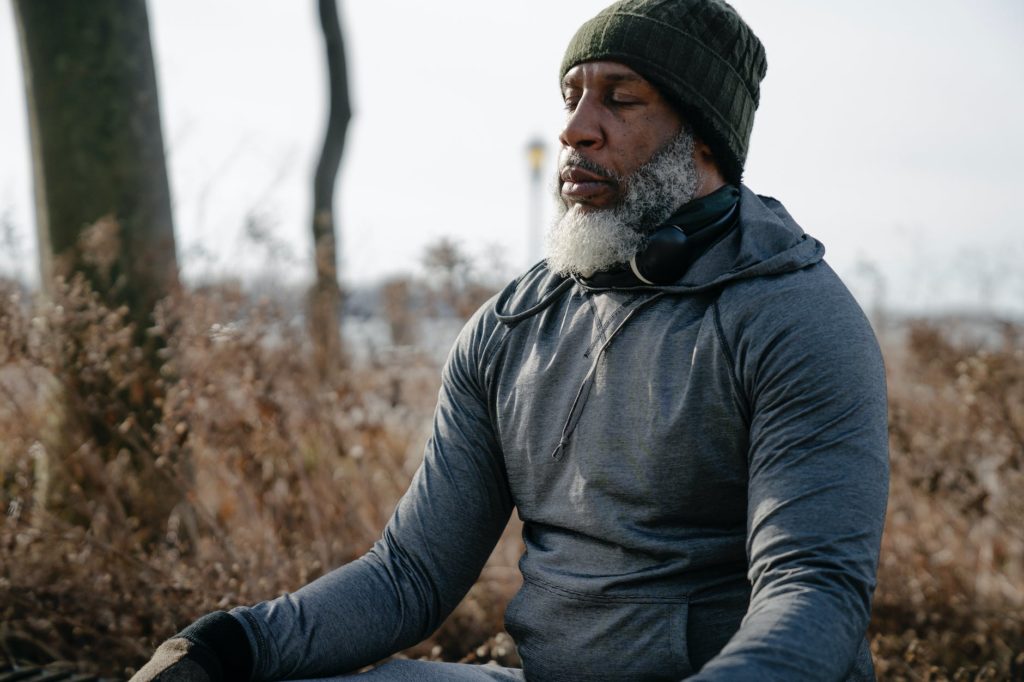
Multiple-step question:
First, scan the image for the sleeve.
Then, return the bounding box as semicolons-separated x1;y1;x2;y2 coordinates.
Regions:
692;267;889;681
231;310;514;681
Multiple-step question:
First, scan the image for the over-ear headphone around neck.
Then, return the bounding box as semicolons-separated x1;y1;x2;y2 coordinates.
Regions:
580;184;740;287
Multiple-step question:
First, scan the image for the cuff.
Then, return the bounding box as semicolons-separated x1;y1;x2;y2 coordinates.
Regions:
178;611;254;682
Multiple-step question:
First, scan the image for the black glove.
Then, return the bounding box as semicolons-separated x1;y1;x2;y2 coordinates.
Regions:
130;611;253;682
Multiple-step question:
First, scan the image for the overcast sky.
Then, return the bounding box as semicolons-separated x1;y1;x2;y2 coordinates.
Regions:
1;1;1022;314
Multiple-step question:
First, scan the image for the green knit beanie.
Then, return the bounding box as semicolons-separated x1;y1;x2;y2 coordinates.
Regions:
560;0;767;184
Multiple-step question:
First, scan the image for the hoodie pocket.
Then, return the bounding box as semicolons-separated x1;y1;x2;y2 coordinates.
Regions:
505;577;692;681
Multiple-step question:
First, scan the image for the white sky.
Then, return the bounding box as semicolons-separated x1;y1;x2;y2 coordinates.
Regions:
1;1;1022;314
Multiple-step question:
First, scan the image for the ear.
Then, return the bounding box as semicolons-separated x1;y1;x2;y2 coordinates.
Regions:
693;136;727;196
694;137;716;164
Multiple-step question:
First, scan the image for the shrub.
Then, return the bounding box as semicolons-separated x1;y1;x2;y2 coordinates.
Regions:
0;277;519;677
2;277;1021;679
872;321;1024;680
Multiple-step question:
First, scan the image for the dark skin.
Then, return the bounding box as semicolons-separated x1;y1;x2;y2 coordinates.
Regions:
559;61;725;211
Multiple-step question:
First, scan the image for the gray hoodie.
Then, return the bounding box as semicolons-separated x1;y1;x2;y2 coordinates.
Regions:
232;186;889;681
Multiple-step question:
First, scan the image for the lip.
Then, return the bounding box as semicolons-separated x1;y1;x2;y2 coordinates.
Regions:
560;165;609;184
560;165;614;203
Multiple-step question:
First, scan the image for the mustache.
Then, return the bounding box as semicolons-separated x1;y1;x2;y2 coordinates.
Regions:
558;151;619;181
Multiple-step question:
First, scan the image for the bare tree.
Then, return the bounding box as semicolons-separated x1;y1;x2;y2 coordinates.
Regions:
13;0;179;331
309;0;352;374
13;0;180;539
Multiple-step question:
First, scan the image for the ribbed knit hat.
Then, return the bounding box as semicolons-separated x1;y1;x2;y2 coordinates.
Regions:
560;0;767;184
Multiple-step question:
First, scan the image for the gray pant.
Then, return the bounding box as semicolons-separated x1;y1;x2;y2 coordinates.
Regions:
295;660;526;681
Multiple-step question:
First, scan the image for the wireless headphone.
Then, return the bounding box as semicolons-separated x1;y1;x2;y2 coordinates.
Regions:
575;185;740;288
627;199;739;285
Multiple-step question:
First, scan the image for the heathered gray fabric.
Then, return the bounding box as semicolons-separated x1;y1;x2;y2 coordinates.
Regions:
296;660;526;680
232;186;889;681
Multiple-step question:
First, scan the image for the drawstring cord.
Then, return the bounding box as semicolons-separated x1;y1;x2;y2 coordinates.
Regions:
490;270;668;462
494;278;575;327
551;292;667;461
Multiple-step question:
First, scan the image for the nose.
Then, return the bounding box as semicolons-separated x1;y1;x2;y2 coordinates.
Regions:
559;96;603;151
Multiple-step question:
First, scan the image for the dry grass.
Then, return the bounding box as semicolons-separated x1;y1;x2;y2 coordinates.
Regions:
871;322;1024;680
1;276;1021;680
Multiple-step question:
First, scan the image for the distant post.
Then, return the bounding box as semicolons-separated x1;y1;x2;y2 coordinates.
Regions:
526;137;547;266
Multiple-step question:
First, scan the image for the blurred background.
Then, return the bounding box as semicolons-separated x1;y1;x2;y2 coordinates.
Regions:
0;1;1022;680
2;0;1022;313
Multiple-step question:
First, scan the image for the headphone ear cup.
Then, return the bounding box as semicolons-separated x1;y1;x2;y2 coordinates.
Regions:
630;226;692;285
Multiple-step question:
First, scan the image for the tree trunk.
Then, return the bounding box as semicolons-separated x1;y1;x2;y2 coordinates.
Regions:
13;0;179;322
13;0;181;540
309;0;351;375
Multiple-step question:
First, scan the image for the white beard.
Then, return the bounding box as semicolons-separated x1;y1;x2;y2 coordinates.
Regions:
545;129;702;277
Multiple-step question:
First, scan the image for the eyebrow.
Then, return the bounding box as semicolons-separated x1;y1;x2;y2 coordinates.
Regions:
562;71;646;90
603;72;645;84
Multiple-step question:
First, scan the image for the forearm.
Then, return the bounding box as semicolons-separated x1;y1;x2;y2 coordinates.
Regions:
231;309;513;681
231;545;433;681
689;453;885;681
689;566;874;680
232;475;511;680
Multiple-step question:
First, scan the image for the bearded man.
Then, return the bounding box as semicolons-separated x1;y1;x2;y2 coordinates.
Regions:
133;1;888;680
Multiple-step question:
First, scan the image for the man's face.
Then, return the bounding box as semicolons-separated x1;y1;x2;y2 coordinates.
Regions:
546;61;704;278
558;61;684;211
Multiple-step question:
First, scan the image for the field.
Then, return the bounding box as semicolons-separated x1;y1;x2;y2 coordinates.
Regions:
1;277;1022;680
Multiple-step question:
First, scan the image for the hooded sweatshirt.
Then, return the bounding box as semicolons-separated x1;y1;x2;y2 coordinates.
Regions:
231;186;889;681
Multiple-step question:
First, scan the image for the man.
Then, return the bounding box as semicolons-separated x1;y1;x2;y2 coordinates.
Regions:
134;0;888;680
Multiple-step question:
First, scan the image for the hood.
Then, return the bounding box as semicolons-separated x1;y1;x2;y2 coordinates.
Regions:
495;185;825;325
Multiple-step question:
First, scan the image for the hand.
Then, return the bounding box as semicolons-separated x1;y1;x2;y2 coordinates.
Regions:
129;638;214;682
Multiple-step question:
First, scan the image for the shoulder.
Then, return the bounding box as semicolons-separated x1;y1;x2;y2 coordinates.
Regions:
446;261;568;381
717;259;867;333
713;261;884;393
